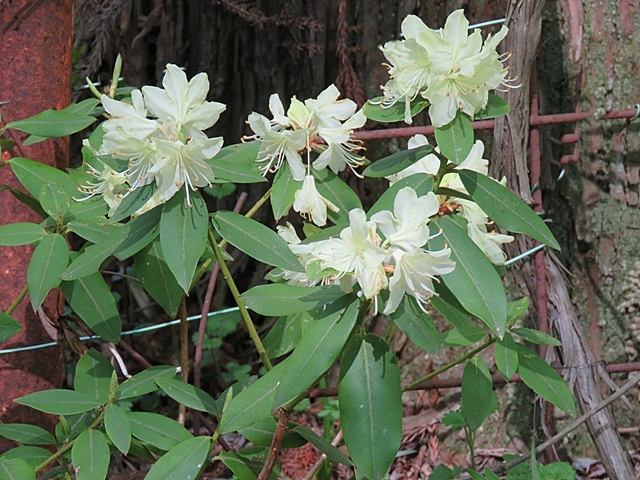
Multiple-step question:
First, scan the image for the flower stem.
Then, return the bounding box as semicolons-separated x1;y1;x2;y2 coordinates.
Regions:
5;285;28;315
34;410;105;474
403;335;495;391
243;187;272;220
209;228;272;371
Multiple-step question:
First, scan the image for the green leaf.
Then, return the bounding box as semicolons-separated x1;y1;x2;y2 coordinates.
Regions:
389;296;441;354
209;158;267;184
237;418;306;449
461;358;494;430
39;181;72;218
27;233;69;310
0;424;55;446
61;273;122;342
340;334;402;480
0;313;22;342
15;389;101;415
127;412;193;451
0;223;46;246
539;462;576;480
273;297;359;409
104;404;131;454
362;97;429;123
61;228;127;280
433;111;474;163
368;173;434;218
271;165;301;220
67;221;125;244
292;426;353;465
242;284;345;316
155;377;218;414
211;141;260;166
430;465;464;480
74;349;115;403
507;297;530;327
430;216;507;337
431;291;488;346
112;207;161;260
313;168;363;223
216;451;279;480
160;190;209;292
442;410;467;431
0;458;35;480
483;467;501;480
465;469;486;480
10;157;79;198
1;447;49;469
220;361;287;433
363;145;435;178
458;169;560;250
511;327;562;347
108;184;155;222
474;93;510;120
71;430;109;480
516;344;576;415
263;311;313;358
134;239;183;317
7;110;95;137
65;196;108;222
145;436;210;480
64;99;101;116
117;365;177;399
495;333;519;380
213;211;303;272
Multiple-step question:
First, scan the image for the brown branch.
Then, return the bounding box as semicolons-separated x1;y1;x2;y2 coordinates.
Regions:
258;408;289;480
334;0;365;107
302;429;343;480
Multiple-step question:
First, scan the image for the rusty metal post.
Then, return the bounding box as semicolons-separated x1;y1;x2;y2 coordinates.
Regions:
0;0;73;451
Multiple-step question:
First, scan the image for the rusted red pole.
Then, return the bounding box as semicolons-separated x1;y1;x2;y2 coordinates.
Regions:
0;0;73;451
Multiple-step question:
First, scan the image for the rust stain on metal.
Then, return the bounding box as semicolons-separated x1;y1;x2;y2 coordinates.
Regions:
0;0;73;451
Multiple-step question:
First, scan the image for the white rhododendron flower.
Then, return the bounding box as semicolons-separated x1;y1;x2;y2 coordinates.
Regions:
467;223;514;265
77;161;128;217
379;9;511;127
293;175;339;227
82;64;226;215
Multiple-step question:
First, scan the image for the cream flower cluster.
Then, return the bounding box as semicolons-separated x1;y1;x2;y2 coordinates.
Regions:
388;135;514;264
246;85;366;226
379;10;510;127
280;187;455;314
80;64;226;215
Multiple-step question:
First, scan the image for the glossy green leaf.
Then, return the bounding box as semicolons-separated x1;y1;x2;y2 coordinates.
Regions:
362;97;429;123
134;239;183;317
430;216;507;337
313;168;362;223
61;229;127;280
242;284;345;316
292;426;353;465
74;349;114;403
67;221;124;244
0;223;46;246
368;174;434;218
461;358;493;431
431;290;488;346
216;451;279;480
65;99;101;116
10;157;78;198
104;404;131;454
27;233;69;310
1;447;49;469
271;165;301;220
212;141;260;166
363;145;435;178
507;297;530;327
127;412;193;451
65;196;108;222
512;327;562;347
495;333;519;380
209;157;267;184
160;190;209;292
112;207;161;260
516;344;576;415
458;169;560;250
433;111;474;163
340;334;402;480
145;436;210;480
108;184;155;222
0;458;35;480
61;273;121;342
117;366;177;399
0;313;22;342
39;181;72;218
474;93;510;120
273;297;359;409
15;389;101;415
213;210;303;272
156;377;217;414
71;430;109;480
263;311;313;358
390;296;441;354
0;424;55;446
220;361;287;434
6;110;95;137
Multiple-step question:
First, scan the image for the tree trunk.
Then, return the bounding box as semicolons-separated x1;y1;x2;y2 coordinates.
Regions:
0;0;71;451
